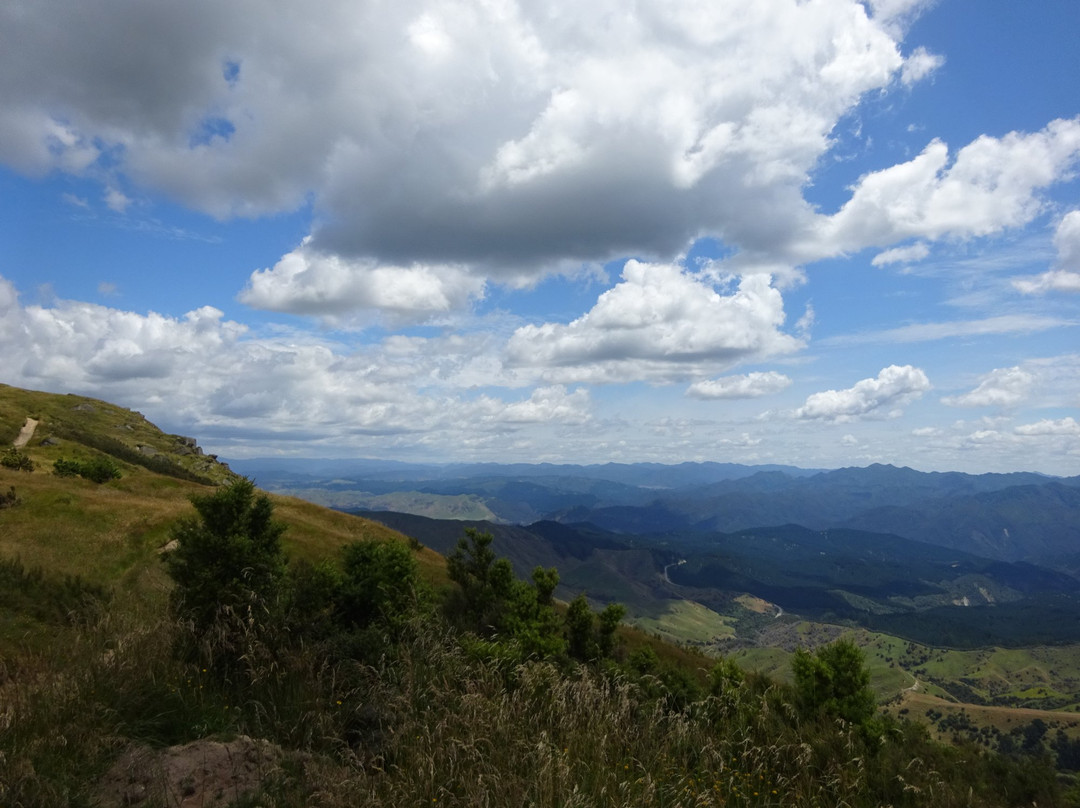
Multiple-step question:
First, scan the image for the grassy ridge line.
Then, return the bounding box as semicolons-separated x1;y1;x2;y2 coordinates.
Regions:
0;466;439;599
0;383;233;485
0;383;431;589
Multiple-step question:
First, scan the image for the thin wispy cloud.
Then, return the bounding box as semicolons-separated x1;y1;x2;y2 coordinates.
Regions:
821;315;1076;346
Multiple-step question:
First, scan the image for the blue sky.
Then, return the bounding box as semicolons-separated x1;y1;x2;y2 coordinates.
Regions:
1;0;1078;474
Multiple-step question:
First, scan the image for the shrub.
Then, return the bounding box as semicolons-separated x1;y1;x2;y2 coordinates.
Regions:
1;448;35;472
446;528;516;634
0;485;19;508
0;557;109;624
565;594;597;660
52;456;122;483
163;478;285;639
337;539;420;634
53;458;82;477
792;638;876;726
502;567;566;659
80;456;121;483
564;594;625;662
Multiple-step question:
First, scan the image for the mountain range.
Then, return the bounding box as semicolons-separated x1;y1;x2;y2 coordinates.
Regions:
234;457;1080;567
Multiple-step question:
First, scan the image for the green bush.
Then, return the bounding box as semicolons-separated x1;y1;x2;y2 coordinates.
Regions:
792;638;876;726
1;448;35;471
0;557;109;624
53;458;82;477
446;528;516;634
80;456;121;483
337;539;420;633
52;456;122;482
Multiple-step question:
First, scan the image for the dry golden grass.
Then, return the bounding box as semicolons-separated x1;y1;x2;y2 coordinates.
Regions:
1;448;445;603
894;690;1080;740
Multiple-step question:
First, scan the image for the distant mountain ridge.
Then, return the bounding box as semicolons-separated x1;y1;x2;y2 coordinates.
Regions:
232;457;821;487
234;457;1080;567
360;509;1080;649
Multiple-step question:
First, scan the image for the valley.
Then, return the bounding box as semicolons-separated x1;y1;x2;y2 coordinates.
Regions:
233;456;1080;723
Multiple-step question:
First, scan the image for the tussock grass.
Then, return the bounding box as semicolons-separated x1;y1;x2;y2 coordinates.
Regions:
2;586;1064;806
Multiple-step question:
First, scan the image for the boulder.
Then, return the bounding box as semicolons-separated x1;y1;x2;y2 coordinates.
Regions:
96;735;284;808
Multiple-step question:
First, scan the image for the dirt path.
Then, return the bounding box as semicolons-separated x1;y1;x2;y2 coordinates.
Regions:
662;559;686;585
13;417;38;448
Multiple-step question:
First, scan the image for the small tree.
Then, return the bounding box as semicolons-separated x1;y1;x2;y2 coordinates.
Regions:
792;638;876;725
163;478;286;637
565;594;597;660
446;528;515;633
597;602;626;658
504;566;566;659
0;486;19;508
708;656;745;695
337;539;419;635
53;458;81;477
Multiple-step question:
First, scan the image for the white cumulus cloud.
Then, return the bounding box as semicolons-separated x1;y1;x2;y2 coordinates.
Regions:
486;385;591;425
5;1;1079;320
505;261;804;384
0;274;591;454
794;364;930;422
816;118;1080;256
941;366;1035;408
0;0;919;312
686;371;792;400
900;46;944;86
1015;417;1080;437
239;240;486;324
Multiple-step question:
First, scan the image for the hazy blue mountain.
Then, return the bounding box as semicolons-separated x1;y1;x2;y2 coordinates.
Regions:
356;509;1080;648
229;457;819;489
842;482;1080;566
233;458;1080;569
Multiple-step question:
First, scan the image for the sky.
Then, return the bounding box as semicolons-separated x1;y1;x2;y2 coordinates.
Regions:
1;0;1079;475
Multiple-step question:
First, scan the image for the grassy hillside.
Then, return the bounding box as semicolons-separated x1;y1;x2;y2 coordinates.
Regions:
1;384;1074;806
0;385;442;653
0;399;430;584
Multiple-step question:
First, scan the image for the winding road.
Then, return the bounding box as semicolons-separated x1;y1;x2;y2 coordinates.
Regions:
662;559;686;585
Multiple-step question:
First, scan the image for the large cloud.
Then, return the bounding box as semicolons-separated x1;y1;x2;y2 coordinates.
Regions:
0;0;941;311
505;261;803;384
794;364;930;422
0;275;589;452
814;118;1080;259
941;366;1035;408
238;240;486;324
